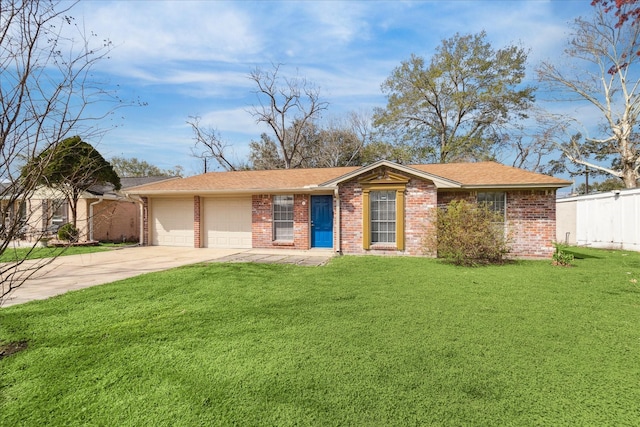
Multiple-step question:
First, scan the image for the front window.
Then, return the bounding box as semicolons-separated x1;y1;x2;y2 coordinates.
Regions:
50;199;67;229
477;192;506;218
273;195;294;241
370;190;396;244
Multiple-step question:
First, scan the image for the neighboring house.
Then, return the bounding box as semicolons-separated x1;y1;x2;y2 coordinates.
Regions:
556;188;640;251
126;161;570;258
1;182;27;239
78;176;178;243
4;177;177;243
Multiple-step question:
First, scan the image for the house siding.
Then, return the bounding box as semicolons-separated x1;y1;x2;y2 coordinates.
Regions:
437;189;557;258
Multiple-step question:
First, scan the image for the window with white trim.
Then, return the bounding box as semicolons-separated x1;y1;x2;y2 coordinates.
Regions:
477;192;506;217
273;195;294;241
370;190;396;244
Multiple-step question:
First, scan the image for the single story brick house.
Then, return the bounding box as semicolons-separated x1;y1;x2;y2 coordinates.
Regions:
125;160;570;258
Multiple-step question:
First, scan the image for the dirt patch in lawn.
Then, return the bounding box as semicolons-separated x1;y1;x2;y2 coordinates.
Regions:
0;340;28;360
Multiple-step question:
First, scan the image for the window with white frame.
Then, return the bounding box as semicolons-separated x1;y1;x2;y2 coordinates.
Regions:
370;190;396;244
273;195;294;241
477;192;506;217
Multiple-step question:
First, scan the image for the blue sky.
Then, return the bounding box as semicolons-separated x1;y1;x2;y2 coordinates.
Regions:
73;0;594;176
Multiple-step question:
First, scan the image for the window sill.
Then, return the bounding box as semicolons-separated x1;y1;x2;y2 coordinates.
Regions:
272;240;295;247
369;244;398;251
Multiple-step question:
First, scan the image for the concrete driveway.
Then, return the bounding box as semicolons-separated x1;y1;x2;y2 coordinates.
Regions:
1;246;333;307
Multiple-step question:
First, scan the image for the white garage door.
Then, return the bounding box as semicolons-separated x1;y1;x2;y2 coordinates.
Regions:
203;197;252;248
152;198;194;247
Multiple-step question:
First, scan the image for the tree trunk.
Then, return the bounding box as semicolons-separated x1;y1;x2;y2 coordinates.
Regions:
622;165;639;188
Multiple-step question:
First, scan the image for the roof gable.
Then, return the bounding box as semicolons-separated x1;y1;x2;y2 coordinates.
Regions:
320;160;460;188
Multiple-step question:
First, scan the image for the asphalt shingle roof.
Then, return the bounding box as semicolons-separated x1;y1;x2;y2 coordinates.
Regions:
125;162;570;195
410;162;570;187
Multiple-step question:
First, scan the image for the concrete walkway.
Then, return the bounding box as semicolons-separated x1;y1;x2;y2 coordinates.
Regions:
1;246;334;307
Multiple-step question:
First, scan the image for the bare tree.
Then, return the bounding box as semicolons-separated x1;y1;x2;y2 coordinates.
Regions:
187;116;240;172
247;64;329;169
509;111;561;173
248;117;364;169
537;1;640;188
1;0;118;304
313;116;364;167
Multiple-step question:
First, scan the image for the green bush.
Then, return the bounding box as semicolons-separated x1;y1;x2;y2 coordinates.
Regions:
57;223;79;242
424;200;511;266
552;243;574;266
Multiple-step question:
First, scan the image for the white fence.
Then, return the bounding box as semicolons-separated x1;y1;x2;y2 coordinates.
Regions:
556;188;640;251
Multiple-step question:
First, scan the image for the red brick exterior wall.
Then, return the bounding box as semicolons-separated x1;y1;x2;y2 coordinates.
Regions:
141;197;149;246
506;190;556;257
338;174;437;256
194;196;201;248
437;190;557;258
293;194;310;249
405;179;438;255
338;181;556;258
252;194;272;248
252;194;311;249
338;181;363;254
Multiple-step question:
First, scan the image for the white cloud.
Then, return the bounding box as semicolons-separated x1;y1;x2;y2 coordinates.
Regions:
78;1;260;73
199;107;263;136
60;0;600;176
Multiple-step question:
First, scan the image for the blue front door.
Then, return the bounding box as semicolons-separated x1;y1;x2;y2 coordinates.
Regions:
311;195;333;248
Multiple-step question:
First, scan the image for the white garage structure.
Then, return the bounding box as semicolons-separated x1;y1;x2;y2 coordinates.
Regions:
151;198;194;247
150;196;252;248
202;197;252;248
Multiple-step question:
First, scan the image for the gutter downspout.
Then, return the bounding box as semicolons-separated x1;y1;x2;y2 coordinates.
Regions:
89;198;105;242
334;187;341;255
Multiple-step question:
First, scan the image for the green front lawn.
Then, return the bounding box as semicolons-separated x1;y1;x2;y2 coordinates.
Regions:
0;243;130;263
1;248;640;425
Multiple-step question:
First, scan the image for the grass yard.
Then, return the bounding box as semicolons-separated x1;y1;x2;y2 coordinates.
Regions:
0;243;130;263
1;247;640;426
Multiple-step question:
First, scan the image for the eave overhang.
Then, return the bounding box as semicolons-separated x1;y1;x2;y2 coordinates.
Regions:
124;186;338;197
460;183;571;190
